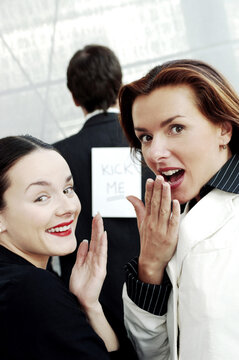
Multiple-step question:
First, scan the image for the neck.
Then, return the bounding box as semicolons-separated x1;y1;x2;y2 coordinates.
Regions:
0;240;48;269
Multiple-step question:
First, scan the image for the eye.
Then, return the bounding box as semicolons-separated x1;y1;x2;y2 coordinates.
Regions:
170;124;184;135
35;195;49;202
63;186;74;195
138;134;152;143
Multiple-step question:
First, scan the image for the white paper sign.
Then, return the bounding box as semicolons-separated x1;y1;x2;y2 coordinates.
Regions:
91;147;141;217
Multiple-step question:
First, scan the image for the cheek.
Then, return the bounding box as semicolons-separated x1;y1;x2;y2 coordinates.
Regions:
74;196;81;215
142;147;158;172
142;155;157;174
25;208;51;230
191;125;219;150
142;147;150;163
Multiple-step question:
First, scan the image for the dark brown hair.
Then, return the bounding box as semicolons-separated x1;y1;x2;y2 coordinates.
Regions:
119;59;239;155
67;44;122;113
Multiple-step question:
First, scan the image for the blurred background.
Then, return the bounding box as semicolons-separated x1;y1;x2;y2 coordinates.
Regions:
1;0;239;143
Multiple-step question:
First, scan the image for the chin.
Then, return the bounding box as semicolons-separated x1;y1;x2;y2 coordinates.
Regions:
58;239;77;256
172;191;191;205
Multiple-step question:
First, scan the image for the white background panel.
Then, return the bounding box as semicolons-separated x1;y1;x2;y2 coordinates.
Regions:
0;0;239;143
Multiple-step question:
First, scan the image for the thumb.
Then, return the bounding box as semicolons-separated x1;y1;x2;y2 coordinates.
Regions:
127;195;145;228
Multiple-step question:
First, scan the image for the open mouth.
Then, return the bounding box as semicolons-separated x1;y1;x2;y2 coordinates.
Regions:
161;169;185;185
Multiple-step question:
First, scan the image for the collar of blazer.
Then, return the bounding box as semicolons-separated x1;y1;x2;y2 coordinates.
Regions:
84;107;119;122
167;188;238;283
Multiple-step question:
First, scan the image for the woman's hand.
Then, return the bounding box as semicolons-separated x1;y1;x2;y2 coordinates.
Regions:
69;214;119;352
69;213;107;311
127;175;180;284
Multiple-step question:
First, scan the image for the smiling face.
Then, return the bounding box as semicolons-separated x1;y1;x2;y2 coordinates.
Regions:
132;85;232;204
0;149;81;268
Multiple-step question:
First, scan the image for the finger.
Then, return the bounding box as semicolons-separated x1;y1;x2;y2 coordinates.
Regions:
92;230;107;284
127;195;145;228
75;239;89;267
90;213;104;253
167;199;181;238
96;230;108;270
158;182;172;230
145;178;154;216
150;176;164;220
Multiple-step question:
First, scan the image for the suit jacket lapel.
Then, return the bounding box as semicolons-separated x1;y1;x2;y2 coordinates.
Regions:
165;189;236;355
167;188;235;287
176;188;234;278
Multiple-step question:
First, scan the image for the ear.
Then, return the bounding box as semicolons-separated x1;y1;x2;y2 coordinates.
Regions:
219;121;232;146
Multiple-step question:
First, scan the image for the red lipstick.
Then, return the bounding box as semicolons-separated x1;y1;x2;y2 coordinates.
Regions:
46;220;74;237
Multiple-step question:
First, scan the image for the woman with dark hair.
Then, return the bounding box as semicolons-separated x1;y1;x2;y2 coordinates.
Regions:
119;59;239;359
0;135;120;359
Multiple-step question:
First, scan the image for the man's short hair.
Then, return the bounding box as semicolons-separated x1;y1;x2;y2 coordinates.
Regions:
67;44;122;113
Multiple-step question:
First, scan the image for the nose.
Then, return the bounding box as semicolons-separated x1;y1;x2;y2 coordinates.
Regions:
147;136;170;163
55;194;81;218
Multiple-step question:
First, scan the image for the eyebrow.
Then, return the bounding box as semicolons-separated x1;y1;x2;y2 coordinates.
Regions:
134;115;184;132
25;175;72;192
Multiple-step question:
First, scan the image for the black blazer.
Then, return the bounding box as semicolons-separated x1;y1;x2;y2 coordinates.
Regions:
54;112;153;358
0;246;117;359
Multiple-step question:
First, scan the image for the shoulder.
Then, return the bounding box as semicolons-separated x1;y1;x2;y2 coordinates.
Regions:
6;266;82;327
212;189;239;213
54;133;80;151
54;132;89;163
18;264;57;283
1;266;110;359
12;266;75;308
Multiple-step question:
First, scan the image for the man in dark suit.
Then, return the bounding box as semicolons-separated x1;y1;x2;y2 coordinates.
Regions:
54;45;152;358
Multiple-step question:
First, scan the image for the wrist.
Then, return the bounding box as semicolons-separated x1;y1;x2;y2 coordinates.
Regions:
82;301;103;316
138;257;167;284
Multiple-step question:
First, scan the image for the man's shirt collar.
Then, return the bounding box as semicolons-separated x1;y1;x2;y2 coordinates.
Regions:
201;153;239;197
84;107;119;122
188;153;239;210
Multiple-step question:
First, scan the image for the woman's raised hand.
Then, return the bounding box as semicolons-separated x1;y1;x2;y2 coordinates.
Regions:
69;213;107;310
127;176;180;284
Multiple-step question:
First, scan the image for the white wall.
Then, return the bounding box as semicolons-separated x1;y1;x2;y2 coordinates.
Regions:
1;0;239;143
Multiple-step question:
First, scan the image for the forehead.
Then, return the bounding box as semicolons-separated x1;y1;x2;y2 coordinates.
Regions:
7;149;70;188
132;85;196;112
132;85;197;121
